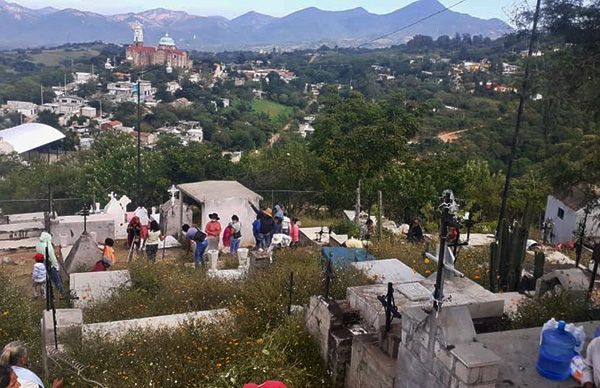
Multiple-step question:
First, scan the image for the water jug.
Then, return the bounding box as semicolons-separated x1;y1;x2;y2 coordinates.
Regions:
537;320;577;380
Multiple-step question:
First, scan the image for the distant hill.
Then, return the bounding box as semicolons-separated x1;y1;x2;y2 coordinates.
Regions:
0;0;511;50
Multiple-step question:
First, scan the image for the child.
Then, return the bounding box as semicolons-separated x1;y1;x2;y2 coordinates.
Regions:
290;218;300;246
229;215;242;256
32;253;46;299
101;238;116;265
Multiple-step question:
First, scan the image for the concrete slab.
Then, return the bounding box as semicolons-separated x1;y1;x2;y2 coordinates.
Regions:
330;234;349;247
0;221;44;240
351;259;425;284
70;270;131;308
347;276;504;330
42;309;83;348
299;227;330;245
497;292;526;316
6;212;45;224
51;214;115;245
465;233;495;247
535;268;588;296
82;309;230;339
477;321;600;387
207;268;246;280
0;237;38;251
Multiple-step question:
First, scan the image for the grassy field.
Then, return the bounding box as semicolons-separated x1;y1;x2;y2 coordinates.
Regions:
24;48;100;66
251;98;293;120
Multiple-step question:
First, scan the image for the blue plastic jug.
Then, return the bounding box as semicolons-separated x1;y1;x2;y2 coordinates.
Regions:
537;320;577;380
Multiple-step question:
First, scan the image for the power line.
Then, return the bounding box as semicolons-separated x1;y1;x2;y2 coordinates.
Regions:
359;0;469;47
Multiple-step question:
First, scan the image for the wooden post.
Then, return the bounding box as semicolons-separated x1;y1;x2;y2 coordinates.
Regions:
377;190;382;240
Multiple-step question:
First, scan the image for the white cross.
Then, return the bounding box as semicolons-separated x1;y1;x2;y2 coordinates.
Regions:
108;192;116;201
168;185;179;206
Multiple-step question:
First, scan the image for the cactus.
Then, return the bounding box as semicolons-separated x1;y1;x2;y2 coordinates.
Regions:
490;202;534;292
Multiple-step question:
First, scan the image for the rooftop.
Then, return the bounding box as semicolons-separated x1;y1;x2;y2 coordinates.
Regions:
0;123;65;154
178;180;262;203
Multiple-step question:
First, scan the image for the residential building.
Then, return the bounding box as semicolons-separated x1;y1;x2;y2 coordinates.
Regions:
166;81;181;94
100;120;123;131
502;63;521;75
5;101;38;118
544;184;600;244
73;72;97;85
298;123;316;138
187;128;204;143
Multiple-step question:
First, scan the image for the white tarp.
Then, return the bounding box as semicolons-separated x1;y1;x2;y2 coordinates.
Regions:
0;123;65;154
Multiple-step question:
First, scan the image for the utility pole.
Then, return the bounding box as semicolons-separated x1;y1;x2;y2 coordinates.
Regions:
354;179;362;223
496;0;543;236
136;77;141;206
377;190;383;240
40;84;44;105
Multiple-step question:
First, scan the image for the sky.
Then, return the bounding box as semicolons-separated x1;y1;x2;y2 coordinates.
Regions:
13;0;524;20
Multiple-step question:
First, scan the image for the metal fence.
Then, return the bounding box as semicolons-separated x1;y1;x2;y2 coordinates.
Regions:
0;198;83;217
252;190;324;215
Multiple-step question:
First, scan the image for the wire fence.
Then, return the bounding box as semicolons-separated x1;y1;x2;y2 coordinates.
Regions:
0;198;83;218
252;190;325;216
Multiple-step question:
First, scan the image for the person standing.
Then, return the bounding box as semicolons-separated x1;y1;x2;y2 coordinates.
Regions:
290;218;300;246
145;220;164;263
249;202;275;250
205;213;222;251
31;253;46;299
252;215;262;250
182;224;208;268
35;232;63;294
229;215;242;256
127;216;142;250
360;219;374;241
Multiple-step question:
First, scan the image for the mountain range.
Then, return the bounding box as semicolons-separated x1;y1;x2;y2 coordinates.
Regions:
0;0;511;51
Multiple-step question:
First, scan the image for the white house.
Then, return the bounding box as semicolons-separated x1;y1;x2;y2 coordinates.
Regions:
166;81;181;94
187;128;204;143
5;101;38;118
73;72;97;85
544;184;600;244
177;181;262;248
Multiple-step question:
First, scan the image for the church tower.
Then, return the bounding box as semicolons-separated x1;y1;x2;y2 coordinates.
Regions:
132;22;144;47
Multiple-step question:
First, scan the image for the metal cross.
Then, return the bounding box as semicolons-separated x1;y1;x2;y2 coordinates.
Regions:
323;258;335;299
377;282;402;336
168;185;179;206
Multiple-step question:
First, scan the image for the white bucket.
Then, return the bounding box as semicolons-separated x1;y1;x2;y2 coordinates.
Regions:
237;248;249;267
207;249;219;271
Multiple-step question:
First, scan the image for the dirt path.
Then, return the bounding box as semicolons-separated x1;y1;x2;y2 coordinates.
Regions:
437;129;470;143
268;121;292;147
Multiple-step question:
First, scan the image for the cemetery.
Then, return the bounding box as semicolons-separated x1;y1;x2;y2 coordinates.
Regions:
1;182;600;387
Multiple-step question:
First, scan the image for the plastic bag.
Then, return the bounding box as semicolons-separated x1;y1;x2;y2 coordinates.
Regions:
540;318;586;353
570;354;585;383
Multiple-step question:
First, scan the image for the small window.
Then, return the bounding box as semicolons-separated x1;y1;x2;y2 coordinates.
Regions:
557;208;565;220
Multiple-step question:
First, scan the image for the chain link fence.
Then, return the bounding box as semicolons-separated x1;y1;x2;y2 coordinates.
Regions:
0;198;83;218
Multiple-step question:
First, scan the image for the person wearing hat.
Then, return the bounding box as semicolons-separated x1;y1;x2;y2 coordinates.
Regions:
31;253;46;299
205;213;222;251
249;202;275;250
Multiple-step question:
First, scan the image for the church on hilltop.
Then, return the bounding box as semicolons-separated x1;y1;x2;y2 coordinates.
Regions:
125;22;193;70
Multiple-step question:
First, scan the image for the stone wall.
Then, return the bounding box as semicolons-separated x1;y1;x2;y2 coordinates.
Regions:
305;295;362;387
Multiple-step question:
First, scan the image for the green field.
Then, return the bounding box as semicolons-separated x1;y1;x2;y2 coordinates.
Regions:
24;48;100;66
251;98;293;119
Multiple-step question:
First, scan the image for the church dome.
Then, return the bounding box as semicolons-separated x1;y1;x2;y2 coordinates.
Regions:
158;33;176;47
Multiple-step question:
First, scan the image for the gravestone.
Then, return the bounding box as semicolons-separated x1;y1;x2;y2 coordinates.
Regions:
160;198;193;237
63;233;102;274
70;270;131;308
351;259;425;284
103;193;130;239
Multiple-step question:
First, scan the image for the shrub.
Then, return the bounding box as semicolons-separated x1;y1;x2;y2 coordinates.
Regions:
509;292;595;330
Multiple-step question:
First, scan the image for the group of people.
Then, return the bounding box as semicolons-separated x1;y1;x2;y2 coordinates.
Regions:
250;203;299;250
0;341;63;388
127;216;165;263
182;212;242;268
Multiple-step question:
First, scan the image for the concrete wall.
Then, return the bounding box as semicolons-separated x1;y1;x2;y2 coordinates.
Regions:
83;309;230;340
70;270;131;308
200;197;260;248
51;214;115;245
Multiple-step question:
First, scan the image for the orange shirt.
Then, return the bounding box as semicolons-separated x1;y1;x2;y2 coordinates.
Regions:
205;220;222;238
103;246;116;264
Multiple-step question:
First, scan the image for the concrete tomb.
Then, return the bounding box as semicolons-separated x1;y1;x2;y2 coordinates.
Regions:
51;214;115;245
535;268;588;296
347;275;505;330
351;259;425;284
70;270;131;308
63;232;102;274
103;193;130;239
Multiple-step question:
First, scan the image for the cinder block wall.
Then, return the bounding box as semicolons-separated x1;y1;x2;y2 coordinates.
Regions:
395;306;501;388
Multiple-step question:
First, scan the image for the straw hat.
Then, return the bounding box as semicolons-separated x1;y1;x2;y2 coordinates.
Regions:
263;208;273;218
